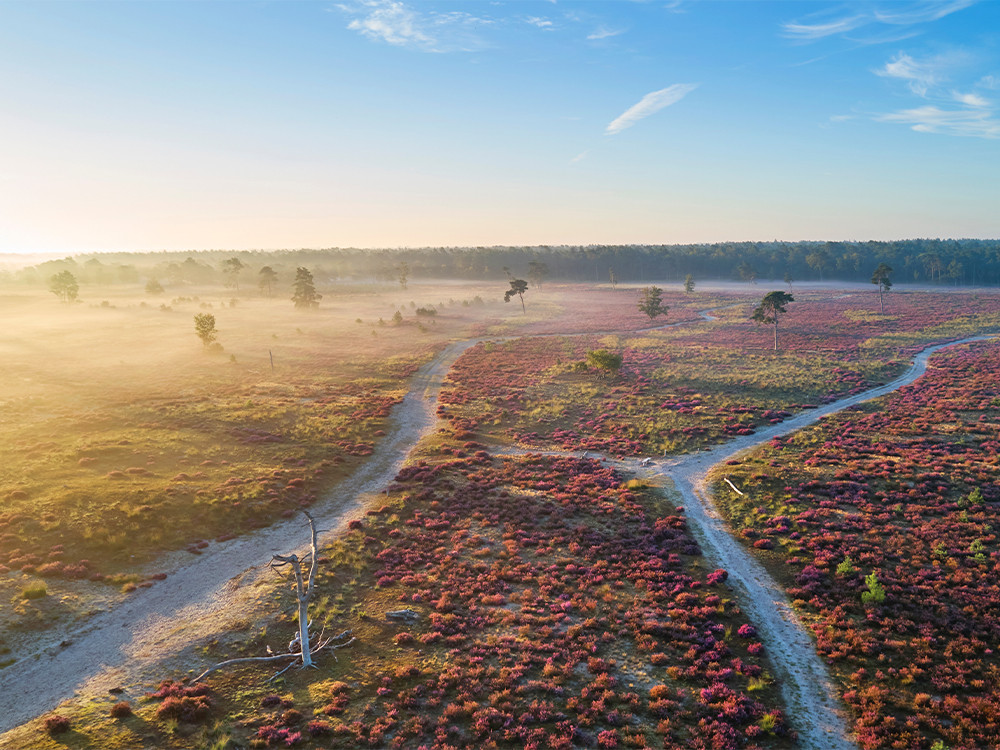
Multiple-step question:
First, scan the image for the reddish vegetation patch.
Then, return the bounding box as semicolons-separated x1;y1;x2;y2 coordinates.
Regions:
314;452;793;748
720;340;1000;749
673;291;1000;357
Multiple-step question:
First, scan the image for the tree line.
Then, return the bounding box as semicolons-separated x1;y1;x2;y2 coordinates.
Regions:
8;238;1000;290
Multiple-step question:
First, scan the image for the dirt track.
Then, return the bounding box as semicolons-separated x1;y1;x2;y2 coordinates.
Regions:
0;311;992;745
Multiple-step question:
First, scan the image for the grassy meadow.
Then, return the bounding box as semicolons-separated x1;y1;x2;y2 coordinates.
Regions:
0;279;508;648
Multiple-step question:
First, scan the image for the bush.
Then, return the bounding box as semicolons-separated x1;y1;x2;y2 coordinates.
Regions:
860;572;886;606
20;583;47;600
109;701;133;718
43;714;71;734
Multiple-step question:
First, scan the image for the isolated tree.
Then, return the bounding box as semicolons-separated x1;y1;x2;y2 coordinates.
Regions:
608;267;618;290
292;267;321;309
586;349;623;378
684;274;695;294
258;266;278;298
752;290;794;350
871;263;893;313
397;262;409;290
637;286;668;320
528;260;549;289
49;271;79;303
504;278;528;313
783;271;793;292
222;257;245;291
145;279;164;295
194;313;218;347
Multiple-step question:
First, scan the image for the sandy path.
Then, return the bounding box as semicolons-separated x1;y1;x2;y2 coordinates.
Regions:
494;334;994;750
0;338;481;734
0;311;991;743
632;334;996;749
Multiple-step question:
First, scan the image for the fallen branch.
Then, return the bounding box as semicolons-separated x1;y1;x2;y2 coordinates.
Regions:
723;477;745;496
193;629;355;683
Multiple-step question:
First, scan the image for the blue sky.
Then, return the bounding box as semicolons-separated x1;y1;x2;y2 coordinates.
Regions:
1;0;998;253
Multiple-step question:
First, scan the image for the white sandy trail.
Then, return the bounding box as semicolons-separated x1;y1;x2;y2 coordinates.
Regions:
632;335;996;750
0;338;480;735
0;312;991;745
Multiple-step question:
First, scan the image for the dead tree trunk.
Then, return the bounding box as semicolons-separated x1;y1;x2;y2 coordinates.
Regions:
192;511;355;682
271;511;321;668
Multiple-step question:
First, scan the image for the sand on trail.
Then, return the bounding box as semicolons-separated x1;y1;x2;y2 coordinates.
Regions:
632;335;996;750
0;338;480;735
0;307;992;748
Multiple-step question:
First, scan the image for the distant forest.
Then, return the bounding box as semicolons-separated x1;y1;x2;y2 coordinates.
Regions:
6;238;1000;288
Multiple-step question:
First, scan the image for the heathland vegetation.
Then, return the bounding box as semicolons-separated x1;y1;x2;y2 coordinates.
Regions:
1;250;1000;750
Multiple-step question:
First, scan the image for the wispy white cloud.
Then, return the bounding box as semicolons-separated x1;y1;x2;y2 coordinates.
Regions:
570;150;589;163
953;90;990;107
978;75;1000;90
525;16;554;29
587;26;626;40
339;0;491;52
877;105;1000;137
874;0;976;25
605;84;698;135
876;52;949;96
872;50;999;137
783;1;976;45
344;1;431;47
782;14;868;41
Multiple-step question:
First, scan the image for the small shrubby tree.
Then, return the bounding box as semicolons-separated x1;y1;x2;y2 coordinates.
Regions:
194;313;218;347
49;271;79;302
222;257;245;290
145;279;164;295
292;267;321;309
871;263;893;313
397;262;409;290
751;290;794;350
637;286;668;320
258;266;278;298
683;274;695;294
504;279;528;313
861;572;886;606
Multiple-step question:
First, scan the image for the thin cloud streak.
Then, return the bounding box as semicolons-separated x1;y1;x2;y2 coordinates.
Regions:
587;26;625;40
877;104;1000;137
605;84;698;135
874;0;977;25
782;14;868;40
783;1;976;45
954;91;990;107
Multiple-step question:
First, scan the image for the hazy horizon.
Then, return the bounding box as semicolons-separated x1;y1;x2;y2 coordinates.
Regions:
2;0;999;254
